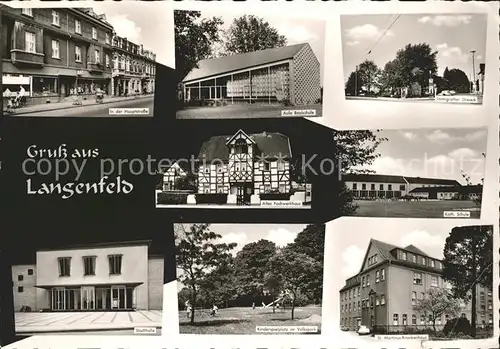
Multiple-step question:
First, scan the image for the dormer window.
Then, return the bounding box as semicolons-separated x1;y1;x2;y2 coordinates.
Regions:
401;252;407;261
234;139;248;154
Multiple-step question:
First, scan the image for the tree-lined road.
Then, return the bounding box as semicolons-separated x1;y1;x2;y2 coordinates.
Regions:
16;97;154;117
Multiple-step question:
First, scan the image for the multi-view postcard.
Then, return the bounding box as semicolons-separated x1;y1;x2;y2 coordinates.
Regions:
1;2;169;117
328;218;494;343
340;14;487;105
336;127;487;218
10;239;164;336
155;126;313;209
172;223;325;335
174;9;326;119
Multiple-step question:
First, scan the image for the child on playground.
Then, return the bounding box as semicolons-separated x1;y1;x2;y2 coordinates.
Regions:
210;304;218;316
185;300;192;319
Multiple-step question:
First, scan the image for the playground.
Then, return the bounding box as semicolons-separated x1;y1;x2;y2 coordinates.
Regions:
178;304;322;334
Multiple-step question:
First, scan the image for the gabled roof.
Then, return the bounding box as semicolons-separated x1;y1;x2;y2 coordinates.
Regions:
404;176;461;186
404;244;429;256
183;43;308;83
163;160;192;175
198;131;291;161
342;173;405;184
225;129;256;146
342;173;462;186
409;185;482;194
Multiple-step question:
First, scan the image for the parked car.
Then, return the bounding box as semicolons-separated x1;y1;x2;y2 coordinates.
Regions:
340;326;349;331
357;325;371;335
438;90;457;96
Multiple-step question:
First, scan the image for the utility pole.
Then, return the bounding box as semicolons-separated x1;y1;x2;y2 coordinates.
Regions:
355;65;358;96
470;50;476;93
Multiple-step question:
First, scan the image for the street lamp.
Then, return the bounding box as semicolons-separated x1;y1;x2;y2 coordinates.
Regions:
470;50;476;93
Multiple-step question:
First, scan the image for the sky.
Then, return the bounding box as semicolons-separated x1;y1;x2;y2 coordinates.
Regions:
332;218;487;280
175;223;308;291
352;128;487;185
91;2;170;65
196;10;326;82
341;14;487;82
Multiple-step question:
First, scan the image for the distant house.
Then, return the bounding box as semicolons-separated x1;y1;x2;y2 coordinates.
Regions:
182;43;321;106
409;185;482;200
162;161;191;191
342;173;461;200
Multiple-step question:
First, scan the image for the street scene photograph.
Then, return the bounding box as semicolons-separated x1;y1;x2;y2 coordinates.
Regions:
174;223;324;334
10;239;164;335
155;128;313;208
341;14;487;104
174;10;325;119
330;218;494;342
1;2;169;117
336;127;487;218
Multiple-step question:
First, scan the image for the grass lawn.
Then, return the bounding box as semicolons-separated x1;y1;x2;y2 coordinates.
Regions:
353;200;481;218
176;103;322;119
178;306;322;334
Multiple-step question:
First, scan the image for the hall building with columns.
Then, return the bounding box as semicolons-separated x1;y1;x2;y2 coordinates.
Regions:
111;34;156;97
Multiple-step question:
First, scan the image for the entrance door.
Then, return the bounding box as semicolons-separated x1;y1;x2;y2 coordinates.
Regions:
52;288;66;310
111;286;127;310
81;286;95;310
357;318;361;328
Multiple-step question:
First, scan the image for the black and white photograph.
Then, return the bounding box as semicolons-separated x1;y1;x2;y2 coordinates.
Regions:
328;218;494;342
341;14;487;105
174;10;325;119
1;2;169;117
174;223;324;334
10;239;164;336
155;128;313;208
337;127;487;218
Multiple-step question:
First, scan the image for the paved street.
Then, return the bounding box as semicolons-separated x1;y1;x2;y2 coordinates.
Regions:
11;96;154;117
15;310;162;334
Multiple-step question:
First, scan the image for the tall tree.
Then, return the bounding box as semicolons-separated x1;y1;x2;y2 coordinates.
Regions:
287;224;325;303
380;59;402;94
333;130;387;216
441;225;493;337
357;60;381;94
443;68;470;94
234;239;277;301
174;223;236;323
345;70;362;96
224;15;287;55
392;43;438;89
413;288;461;332
174;10;224;82
199;255;236;308
267;248;320;320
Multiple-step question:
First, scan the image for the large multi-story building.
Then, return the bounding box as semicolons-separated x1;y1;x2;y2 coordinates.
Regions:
339;239;493;332
1;5;156;105
1;6;114;104
12;241;164;312
342;174;465;200
111;34;156;97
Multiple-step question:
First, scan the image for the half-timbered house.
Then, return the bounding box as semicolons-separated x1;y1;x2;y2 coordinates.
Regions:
162;161;190;191
196;129;292;205
182;43;321;106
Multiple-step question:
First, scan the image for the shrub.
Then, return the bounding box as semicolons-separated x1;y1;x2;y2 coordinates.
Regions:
157;192;188;205
443;317;471;336
260;192;292;201
195;193;227;205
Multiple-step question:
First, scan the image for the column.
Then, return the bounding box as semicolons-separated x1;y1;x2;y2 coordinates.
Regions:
231;74;234;104
268;66;271;104
214;78;217;99
198;81;201;99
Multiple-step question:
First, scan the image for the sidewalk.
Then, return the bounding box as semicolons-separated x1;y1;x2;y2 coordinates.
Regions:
10;94;154;115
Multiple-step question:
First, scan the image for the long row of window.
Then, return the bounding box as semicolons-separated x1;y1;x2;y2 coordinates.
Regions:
341;295;387;313
352;183;406;191
57;255;122;277
400;251;441;269
21;8;110;43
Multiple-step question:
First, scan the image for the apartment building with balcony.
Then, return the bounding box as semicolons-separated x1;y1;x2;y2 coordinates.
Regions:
111;34;156;97
12;240;164;312
339;239;493;332
1;6;114;104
